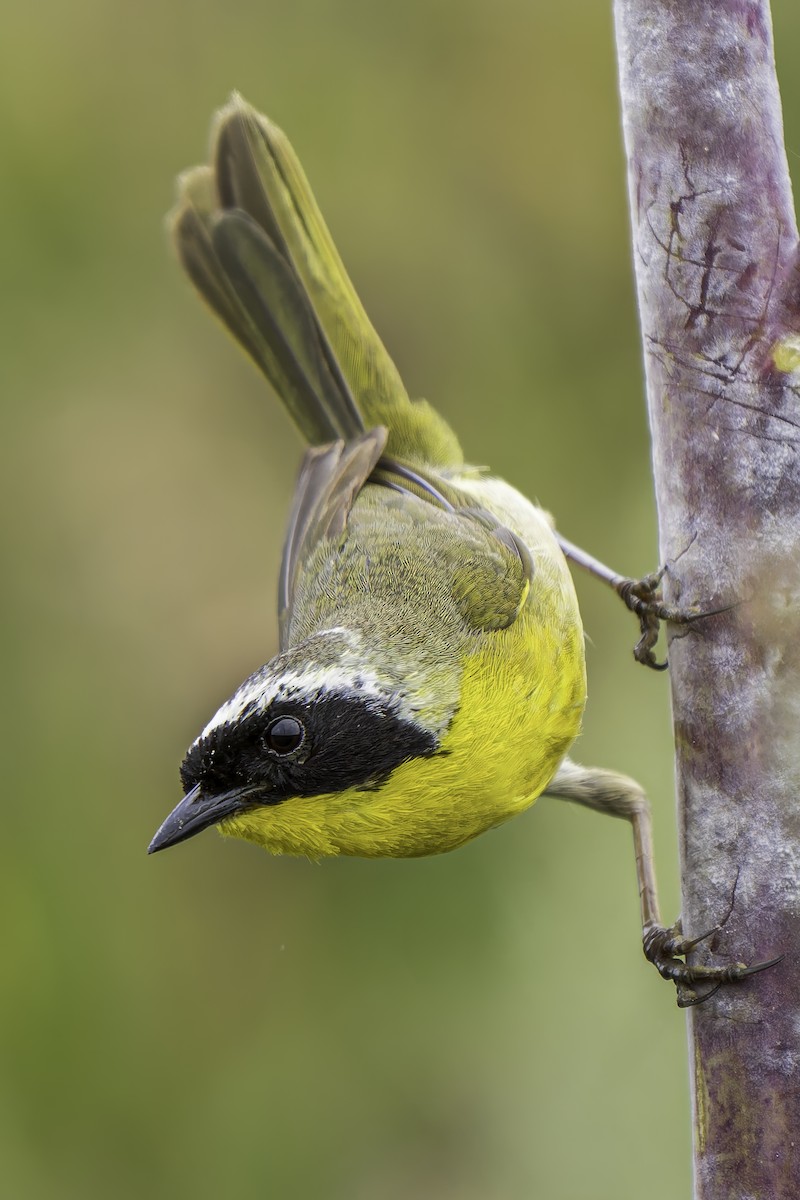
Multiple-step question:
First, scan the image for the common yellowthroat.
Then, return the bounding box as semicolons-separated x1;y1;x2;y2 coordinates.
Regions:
149;95;777;1003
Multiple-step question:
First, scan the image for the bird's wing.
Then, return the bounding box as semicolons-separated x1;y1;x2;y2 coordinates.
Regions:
447;510;534;632
279;439;532;648
372;458;534;633
278;428;388;649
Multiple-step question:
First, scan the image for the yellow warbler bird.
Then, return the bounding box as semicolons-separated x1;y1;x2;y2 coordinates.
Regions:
149;95;776;1003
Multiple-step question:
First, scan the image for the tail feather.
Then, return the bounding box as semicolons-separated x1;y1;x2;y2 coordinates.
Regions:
212;210;361;442
169;94;463;468
171;167;268;381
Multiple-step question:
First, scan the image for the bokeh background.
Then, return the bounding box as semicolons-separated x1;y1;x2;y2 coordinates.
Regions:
4;3;800;1197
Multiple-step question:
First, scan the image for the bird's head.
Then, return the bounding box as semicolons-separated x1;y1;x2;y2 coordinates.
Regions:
148;630;440;856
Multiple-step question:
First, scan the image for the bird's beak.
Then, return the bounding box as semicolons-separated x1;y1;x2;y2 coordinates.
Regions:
148;783;254;854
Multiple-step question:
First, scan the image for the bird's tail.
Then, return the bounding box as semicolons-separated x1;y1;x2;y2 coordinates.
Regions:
169;94;462;469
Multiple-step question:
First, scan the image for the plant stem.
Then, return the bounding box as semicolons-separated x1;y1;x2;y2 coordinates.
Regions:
614;2;800;1195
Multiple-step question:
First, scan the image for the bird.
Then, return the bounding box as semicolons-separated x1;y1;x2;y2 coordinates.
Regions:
148;94;778;1003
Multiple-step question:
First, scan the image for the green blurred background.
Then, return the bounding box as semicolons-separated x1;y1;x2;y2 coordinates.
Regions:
4;2;799;1197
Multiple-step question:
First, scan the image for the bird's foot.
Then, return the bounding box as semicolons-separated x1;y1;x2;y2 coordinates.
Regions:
643;920;782;1007
614;570;733;671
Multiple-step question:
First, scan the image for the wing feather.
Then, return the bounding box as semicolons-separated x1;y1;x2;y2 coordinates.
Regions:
278;428;388;648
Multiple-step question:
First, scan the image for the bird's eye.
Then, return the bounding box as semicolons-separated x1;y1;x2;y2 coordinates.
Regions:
265;716;305;755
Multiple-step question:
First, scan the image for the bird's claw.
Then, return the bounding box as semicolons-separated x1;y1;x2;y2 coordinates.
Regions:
643;921;782;1007
615;570;735;671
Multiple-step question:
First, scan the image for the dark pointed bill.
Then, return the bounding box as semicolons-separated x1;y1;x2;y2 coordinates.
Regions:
148;783;255;854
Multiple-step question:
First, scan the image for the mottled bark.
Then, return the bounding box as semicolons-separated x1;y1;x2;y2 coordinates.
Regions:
614;2;800;1196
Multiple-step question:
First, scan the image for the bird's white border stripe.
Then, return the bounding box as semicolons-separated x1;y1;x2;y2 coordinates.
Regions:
198;661;386;741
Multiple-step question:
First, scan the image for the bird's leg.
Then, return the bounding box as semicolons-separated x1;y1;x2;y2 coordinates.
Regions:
554;533;732;671
544;761;782;1006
